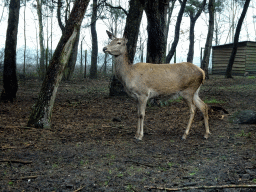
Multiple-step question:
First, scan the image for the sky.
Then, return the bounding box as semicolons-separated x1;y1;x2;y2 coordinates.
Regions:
0;0;256;67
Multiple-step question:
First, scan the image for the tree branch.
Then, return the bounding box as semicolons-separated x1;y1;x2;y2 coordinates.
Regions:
105;2;128;15
57;0;65;32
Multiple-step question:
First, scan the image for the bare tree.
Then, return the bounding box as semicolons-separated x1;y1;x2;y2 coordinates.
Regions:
23;0;27;79
123;0;145;63
0;1;7;23
225;0;251;78
1;0;20;102
27;0;90;128
201;0;215;79
166;0;187;63
57;0;81;80
36;0;45;79
145;0;169;64
90;0;98;79
185;0;207;63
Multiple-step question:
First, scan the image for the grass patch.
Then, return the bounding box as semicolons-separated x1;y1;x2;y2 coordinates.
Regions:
158;96;183;107
204;98;225;104
235;130;251;138
189;168;199;176
218;84;256;91
247;76;255;79
52;163;58;169
116;172;124;177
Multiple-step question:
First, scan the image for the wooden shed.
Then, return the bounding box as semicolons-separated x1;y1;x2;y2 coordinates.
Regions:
212;41;256;75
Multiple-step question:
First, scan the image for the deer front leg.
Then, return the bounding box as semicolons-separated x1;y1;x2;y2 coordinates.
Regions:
135;96;147;140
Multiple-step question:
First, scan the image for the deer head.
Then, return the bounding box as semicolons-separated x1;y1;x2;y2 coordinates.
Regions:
103;31;128;57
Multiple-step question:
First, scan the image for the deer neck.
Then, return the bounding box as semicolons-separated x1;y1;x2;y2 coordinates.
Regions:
114;49;132;83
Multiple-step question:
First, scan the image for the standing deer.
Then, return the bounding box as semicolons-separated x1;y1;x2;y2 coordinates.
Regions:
103;31;210;140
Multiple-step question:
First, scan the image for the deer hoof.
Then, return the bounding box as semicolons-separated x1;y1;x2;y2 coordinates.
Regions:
182;134;187;140
204;132;211;139
134;135;143;141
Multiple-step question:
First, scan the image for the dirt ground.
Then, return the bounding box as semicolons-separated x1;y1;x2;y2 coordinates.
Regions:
0;75;256;192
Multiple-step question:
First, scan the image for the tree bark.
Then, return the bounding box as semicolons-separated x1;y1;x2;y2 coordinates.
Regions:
27;0;90;128
145;0;169;64
123;0;145;64
57;0;65;31
1;0;20;102
36;0;45;79
63;28;80;80
166;0;187;63
187;20;196;63
58;0;81;81
201;0;215;79
225;0;251;78
23;0;27;79
186;0;206;63
90;0;98;79
84;50;87;78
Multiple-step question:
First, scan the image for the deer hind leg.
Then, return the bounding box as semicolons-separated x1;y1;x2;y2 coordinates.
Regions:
193;89;210;139
182;97;196;140
135;96;148;140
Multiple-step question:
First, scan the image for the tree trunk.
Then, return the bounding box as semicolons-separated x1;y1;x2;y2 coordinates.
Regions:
0;2;6;23
201;0;215;79
89;0;98;79
84;50;87;78
27;0;90;128
57;0;65;31
187;19;196;63
225;0;251;78
103;53;108;74
36;0;45;79
123;0;145;64
80;39;83;76
58;0;81;81
23;0;27;79
166;0;187;63
1;0;20;102
63;28;80;80
145;0;169;64
186;0;206;63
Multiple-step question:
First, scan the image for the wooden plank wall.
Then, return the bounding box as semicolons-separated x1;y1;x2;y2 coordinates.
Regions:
245;42;256;74
212;47;246;75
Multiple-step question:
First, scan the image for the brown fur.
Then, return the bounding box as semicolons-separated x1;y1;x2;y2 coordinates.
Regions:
103;31;210;140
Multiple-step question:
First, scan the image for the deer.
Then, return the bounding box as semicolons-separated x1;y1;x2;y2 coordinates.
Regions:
103;31;210;141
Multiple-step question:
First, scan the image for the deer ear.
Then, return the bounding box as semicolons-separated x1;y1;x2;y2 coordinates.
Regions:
106;30;116;40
